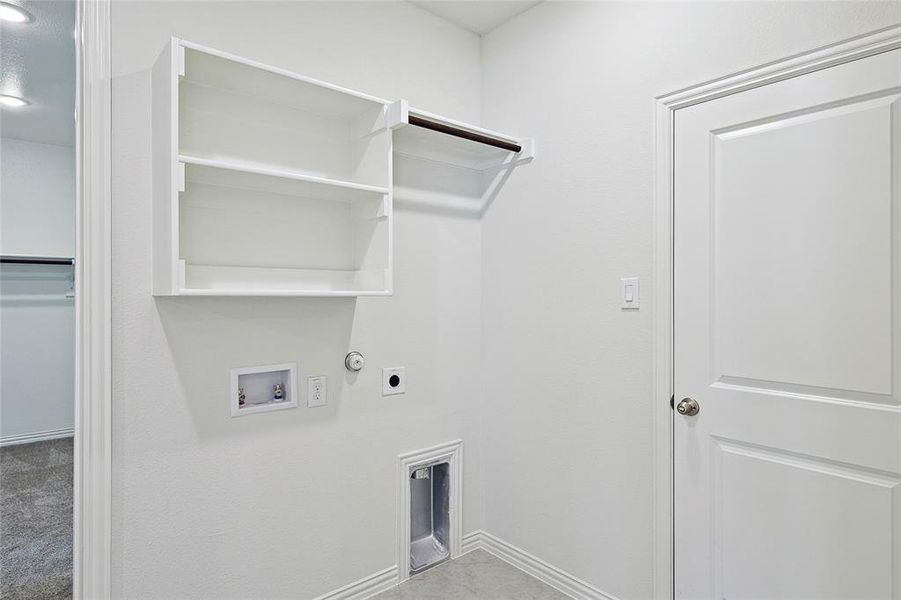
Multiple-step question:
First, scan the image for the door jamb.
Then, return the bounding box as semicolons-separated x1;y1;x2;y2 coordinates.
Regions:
74;0;112;597
651;23;901;599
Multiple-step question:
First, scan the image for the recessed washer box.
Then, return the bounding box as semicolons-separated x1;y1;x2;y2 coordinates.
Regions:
230;363;297;417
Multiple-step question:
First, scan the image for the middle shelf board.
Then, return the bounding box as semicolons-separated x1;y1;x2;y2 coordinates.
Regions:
180;156;390;203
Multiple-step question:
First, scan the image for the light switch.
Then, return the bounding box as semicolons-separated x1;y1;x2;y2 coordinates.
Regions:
621;277;640;309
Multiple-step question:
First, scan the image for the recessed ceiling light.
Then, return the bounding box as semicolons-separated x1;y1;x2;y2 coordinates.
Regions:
0;94;29;108
0;2;32;23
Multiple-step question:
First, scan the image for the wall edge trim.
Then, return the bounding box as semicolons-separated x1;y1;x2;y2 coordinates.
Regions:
74;0;113;597
657;22;901;110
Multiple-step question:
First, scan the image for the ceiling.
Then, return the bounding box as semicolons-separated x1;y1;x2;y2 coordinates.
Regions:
1;0;76;147
0;0;531;146
409;1;542;35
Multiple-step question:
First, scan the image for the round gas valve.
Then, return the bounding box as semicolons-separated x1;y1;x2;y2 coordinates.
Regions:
345;351;365;372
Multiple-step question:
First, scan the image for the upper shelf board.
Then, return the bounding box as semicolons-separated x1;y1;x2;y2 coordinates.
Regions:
388;101;535;171
179;39;389;119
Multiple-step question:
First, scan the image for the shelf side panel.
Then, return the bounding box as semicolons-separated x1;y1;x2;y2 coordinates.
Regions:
351;197;390;274
151;38;179;295
351;106;391;188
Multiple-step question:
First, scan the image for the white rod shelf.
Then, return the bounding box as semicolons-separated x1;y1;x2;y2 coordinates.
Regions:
388;100;534;171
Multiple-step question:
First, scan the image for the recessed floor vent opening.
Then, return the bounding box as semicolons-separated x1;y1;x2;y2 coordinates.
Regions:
410;463;450;574
398;440;462;582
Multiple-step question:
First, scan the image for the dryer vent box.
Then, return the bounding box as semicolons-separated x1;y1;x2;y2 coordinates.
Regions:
409;462;450;574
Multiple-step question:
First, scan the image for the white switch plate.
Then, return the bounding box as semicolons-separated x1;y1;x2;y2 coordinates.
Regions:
621;277;640;309
382;367;406;396
308;375;327;407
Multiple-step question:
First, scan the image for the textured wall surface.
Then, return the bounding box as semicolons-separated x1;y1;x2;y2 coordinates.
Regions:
479;3;900;598
111;3;483;597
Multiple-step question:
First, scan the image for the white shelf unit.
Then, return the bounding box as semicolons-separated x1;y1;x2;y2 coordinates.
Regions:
389;101;534;214
152;38;393;296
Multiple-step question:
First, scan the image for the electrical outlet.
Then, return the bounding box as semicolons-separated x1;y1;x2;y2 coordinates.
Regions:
308;375;327;407
382;367;406;396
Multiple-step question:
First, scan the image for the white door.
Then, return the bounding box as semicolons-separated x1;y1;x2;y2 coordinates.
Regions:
674;47;901;599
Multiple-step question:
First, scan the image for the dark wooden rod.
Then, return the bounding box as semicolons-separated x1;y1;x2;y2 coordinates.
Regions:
408;114;522;153
0;257;74;265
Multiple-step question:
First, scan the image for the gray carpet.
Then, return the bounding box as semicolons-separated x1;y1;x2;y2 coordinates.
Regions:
1;438;73;599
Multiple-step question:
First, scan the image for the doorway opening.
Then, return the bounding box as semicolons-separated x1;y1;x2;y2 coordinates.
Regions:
0;0;78;596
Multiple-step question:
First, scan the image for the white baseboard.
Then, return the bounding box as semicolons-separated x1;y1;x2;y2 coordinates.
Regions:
461;530;483;555
315;530;618;600
461;530;620;600
311;565;398;600
0;426;74;447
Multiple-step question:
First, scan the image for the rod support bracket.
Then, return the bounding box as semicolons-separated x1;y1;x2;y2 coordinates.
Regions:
387;99;409;130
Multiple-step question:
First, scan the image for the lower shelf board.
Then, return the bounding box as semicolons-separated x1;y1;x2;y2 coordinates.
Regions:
177;289;391;297
177;263;391;296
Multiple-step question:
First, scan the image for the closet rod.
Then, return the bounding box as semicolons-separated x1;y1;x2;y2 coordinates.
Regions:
0;255;75;266
407;115;522;153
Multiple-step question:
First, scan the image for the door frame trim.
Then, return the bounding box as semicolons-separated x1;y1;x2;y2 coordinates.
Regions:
651;22;901;599
74;0;112;597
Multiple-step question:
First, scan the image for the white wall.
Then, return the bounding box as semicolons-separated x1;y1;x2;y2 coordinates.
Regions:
1;138;75;258
479;3;900;599
0;264;74;442
0;137;75;443
111;2;483;598
111;2;901;598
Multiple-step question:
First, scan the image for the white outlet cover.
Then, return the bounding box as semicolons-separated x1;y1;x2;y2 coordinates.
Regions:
383;367;406;396
308;375;327;408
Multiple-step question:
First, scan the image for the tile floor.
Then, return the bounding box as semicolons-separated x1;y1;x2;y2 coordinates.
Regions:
372;549;570;600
